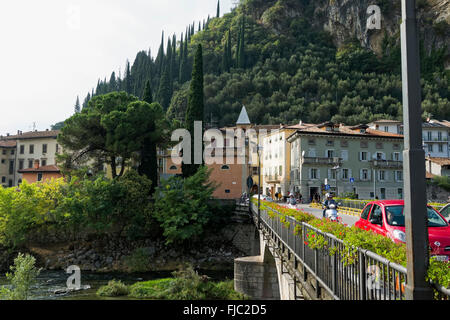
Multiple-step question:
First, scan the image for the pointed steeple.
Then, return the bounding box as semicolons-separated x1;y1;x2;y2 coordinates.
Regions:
236;105;251;125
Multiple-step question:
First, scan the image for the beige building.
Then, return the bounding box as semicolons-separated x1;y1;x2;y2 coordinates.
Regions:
0;130;61;186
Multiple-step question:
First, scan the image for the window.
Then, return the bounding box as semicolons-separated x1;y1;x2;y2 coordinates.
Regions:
19;160;24;170
370;205;383;224
360;152;368;161
361;169;369;181
8;179;12;187
326;140;334;146
427;132;432;141
1;159;4;164
10;150;14;155
379;170;386;181
28;160;33;168
169;165;177;170
398;188;403;199
221;165;230;170
327;150;334;158
361;204;372;220
41;159;47;167
393;143;400;150
341;150;348;161
438;132;442;141
37;173;43;182
376;152;384;160
29;144;34;154
380;188;386;200
308;139;315;146
384;126;389;132
395;171;403;181
438;144;443;153
2;150;5;155
340;140;348;147
360;141;368;148
393;152;400;161
43;144;47;154
1;177;5;183
376;142;383;149
311;168;318;179
225;189;231;194
428;144;433;152
8;160;14;175
342;169;349;180
20;145;24;154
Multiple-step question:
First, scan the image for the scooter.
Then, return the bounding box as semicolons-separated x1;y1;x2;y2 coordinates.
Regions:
325;203;341;222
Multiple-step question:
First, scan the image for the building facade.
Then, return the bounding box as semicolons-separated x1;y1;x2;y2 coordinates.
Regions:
0;130;61;187
422;121;450;158
288;122;405;201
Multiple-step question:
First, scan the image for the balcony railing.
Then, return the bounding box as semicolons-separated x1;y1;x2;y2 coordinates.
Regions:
302;157;342;166
369;160;403;168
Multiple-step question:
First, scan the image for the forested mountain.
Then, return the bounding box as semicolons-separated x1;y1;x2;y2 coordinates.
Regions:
79;0;450;127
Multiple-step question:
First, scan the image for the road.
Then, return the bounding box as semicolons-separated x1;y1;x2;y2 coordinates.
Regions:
295;203;359;226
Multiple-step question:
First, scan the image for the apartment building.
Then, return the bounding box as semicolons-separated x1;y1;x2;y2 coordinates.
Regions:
368;119;404;135
261;122;313;199
0;129;61;186
0;140;17;187
425;157;450;178
422;120;450;158
288;122;405;201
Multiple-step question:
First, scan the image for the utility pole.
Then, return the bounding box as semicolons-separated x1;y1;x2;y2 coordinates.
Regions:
401;0;433;300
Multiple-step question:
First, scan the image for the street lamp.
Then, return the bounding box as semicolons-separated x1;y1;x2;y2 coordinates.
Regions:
332;165;340;197
401;0;433;299
257;145;263;230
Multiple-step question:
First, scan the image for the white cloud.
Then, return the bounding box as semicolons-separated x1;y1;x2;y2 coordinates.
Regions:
0;0;235;134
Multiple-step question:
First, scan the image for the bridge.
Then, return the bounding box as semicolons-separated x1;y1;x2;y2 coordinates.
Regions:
234;201;450;300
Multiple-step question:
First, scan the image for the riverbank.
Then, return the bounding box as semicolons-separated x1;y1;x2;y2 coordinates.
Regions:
0;216;257;274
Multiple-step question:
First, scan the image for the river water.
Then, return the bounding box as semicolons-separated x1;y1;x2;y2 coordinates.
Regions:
0;269;234;300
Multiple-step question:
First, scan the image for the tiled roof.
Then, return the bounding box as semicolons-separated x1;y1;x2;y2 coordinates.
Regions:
369;119;402;124
18;165;60;173
0;140;17;148
427;157;450;166
2;130;60;140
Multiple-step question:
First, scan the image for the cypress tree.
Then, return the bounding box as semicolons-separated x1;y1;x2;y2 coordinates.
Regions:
125;60;132;94
157;64;171;110
109;71;117;91
182;44;204;178
238;16;246;69
217;0;220;18
171;34;177;80
142;79;153;102
139;79;158;194
74;96;81;113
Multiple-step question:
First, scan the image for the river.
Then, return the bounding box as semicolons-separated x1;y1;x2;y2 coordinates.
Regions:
0;269;234;300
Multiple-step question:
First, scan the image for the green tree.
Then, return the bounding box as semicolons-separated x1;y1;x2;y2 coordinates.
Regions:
182;44;204;178
154;166;215;245
74;96;81;114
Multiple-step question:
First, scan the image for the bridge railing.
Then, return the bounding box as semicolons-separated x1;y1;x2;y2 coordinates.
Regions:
250;202;448;300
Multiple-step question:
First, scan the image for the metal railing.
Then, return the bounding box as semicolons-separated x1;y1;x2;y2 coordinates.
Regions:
251;202;450;300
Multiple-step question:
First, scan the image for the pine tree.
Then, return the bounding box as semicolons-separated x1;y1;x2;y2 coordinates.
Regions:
182;44;204;178
74;96;81;113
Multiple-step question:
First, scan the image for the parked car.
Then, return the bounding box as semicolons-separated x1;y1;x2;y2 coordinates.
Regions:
355;200;450;262
439;203;450;222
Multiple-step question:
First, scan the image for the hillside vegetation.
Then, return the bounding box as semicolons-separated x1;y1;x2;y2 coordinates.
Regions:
79;0;449;127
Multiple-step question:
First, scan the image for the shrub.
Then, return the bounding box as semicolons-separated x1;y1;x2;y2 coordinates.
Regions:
96;280;130;297
124;248;152;273
0;253;41;300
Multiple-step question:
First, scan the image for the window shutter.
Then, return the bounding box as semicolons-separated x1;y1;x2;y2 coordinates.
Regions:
367;152;371;161
317;169;321;179
360;169;363;180
385;171;389;181
382;153;386;160
368;169;372;181
308;168;312;179
349;169;352;180
328;168;332;179
359;152;362;161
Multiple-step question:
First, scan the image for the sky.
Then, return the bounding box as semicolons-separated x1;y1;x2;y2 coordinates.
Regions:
0;0;235;135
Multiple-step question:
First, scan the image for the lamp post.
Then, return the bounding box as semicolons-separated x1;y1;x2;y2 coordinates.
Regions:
332;165;340;197
401;0;433;299
257;145;263;230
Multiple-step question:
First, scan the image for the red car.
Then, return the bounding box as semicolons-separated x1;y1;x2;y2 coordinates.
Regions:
355;200;450;262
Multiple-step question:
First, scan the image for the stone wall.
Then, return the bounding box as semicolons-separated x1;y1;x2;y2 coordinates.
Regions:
0;215;258;273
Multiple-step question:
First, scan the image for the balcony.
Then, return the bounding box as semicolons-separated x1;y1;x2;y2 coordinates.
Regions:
302;156;342;166
369;160;403;169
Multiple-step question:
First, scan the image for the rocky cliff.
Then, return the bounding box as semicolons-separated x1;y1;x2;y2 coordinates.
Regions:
247;0;449;66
